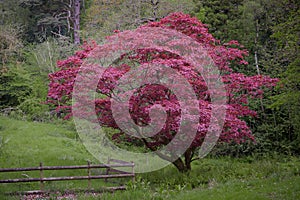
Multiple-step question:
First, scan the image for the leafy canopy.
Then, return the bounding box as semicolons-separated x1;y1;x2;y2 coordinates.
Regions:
47;13;278;171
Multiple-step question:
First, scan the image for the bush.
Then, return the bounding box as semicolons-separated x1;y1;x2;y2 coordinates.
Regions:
0;37;76;122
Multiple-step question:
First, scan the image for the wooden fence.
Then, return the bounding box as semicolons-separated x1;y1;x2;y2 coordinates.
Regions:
0;159;135;194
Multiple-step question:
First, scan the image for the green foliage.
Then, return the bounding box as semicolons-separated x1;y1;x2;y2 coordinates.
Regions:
192;0;244;41
19;0;70;42
0;0;29;26
0;61;50;121
0;24;24;66
83;0;196;41
267;60;300;154
0;37;76;121
192;0;300;156
0;65;32;108
260;0;300;155
25;37;76;73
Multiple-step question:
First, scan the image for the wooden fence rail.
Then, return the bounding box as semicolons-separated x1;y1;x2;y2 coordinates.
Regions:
0;159;135;194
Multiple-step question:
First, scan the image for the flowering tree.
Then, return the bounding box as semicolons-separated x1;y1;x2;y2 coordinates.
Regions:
47;13;278;172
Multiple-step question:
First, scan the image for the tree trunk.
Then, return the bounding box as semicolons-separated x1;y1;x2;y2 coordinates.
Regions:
74;0;81;45
140;129;193;173
172;157;188;173
184;149;193;171
254;18;264;114
150;0;160;20
172;152;193;173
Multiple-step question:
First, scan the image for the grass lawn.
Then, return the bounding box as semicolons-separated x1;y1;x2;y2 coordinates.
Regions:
0;116;96;168
0;116;299;199
95;156;300;200
170;176;300;200
0;116;109;197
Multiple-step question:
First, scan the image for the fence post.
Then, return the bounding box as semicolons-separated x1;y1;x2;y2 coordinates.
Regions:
39;162;44;191
87;161;91;189
105;157;110;183
131;161;135;183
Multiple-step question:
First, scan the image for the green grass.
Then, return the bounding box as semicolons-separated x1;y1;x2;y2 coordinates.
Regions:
0;116;300;199
170;176;300;200
93;156;300;200
79;176;300;200
0;116;96;168
0;116;120;197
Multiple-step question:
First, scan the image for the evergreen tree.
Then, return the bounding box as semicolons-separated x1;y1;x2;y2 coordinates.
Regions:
19;0;83;43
